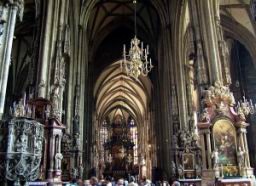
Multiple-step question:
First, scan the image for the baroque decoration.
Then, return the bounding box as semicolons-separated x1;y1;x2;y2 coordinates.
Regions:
172;124;201;180
198;81;255;185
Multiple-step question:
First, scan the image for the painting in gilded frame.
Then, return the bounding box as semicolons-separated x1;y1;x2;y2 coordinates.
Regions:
182;153;194;171
213;119;237;166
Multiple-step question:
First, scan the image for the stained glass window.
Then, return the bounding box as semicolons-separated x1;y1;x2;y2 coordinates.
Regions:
129;119;138;165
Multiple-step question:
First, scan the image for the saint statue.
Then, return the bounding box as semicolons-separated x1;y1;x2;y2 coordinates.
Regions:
171;161;176;176
212;148;219;168
14;99;25;117
177;164;184;179
55;152;63;170
73;114;80;135
237;147;246;169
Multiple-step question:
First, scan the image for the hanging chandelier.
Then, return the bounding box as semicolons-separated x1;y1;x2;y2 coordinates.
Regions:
121;0;153;80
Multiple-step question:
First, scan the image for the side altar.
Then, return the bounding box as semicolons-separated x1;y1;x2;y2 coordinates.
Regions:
197;82;255;186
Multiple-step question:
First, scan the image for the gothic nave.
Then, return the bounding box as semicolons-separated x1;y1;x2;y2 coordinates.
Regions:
1;0;256;186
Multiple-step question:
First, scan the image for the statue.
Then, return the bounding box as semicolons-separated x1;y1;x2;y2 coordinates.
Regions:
171;161;176;176
55;152;63;170
173;134;178;148
74;134;80;150
237;147;246;169
71;168;78;179
195;164;202;178
177;164;184;179
79;164;84;178
212;148;219;168
179;130;186;147
73;114;80;135
14;99;25;117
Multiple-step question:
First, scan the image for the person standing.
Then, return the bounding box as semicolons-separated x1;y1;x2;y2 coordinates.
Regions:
128;176;138;186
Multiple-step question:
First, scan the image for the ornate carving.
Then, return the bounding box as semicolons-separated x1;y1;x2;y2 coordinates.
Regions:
196;41;208;85
0;6;6;37
9;98;32;118
203;81;235;108
8;0;24;21
219;40;232;85
61;133;72;152
199;108;210;123
73;133;81;150
172;127;201;178
49;26;67;120
3;118;44;185
50;84;61;119
38;80;45;89
64;25;70;56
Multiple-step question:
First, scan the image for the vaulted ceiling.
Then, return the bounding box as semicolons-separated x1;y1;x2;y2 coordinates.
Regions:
88;0;160;50
94;61;152;124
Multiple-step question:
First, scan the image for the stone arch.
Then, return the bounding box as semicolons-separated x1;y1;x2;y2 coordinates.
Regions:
221;14;256;68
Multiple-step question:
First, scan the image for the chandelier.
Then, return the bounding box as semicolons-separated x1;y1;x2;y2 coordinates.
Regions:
236;96;256;116
121;0;153;80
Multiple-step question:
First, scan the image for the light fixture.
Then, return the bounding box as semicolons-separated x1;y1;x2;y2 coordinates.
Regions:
121;0;153;80
236;96;256;116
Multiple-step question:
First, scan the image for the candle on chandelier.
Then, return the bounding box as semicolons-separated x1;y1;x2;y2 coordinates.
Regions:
123;44;126;60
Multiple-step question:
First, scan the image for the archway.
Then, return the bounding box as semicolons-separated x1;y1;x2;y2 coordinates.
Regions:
93;61;153;179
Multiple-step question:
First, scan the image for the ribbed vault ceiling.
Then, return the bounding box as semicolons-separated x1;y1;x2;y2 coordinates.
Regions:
94;61;152;124
88;0;160;44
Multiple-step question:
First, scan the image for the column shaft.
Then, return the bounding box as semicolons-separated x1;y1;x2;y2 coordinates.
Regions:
0;5;18;118
206;132;212;169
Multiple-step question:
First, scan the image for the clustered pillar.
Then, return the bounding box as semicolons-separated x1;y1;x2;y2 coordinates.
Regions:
0;0;24;119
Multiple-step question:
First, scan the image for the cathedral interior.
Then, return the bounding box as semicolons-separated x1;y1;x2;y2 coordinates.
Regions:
1;0;256;186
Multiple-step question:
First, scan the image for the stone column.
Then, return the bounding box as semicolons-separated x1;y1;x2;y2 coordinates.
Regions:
48;134;56;179
238;128;245;149
0;0;24;119
241;129;250;167
206;130;212;169
199;131;207;170
190;0;223;84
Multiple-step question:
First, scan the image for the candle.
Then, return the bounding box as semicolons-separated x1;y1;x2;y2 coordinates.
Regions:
23;92;26;106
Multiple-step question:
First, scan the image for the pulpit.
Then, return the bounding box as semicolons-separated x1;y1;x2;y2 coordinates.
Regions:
0;98;44;186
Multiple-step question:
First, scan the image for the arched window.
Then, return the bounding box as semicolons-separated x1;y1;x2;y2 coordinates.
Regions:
128;118;138;165
100;119;109;161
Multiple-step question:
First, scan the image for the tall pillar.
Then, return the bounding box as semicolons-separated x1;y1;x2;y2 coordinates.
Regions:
199;131;207;170
241;128;250;167
206;130;212;169
158;25;175;177
190;0;223;84
0;0;24;119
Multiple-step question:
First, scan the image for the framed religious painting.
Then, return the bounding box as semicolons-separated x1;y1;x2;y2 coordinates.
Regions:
182;153;195;171
212;119;237;166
